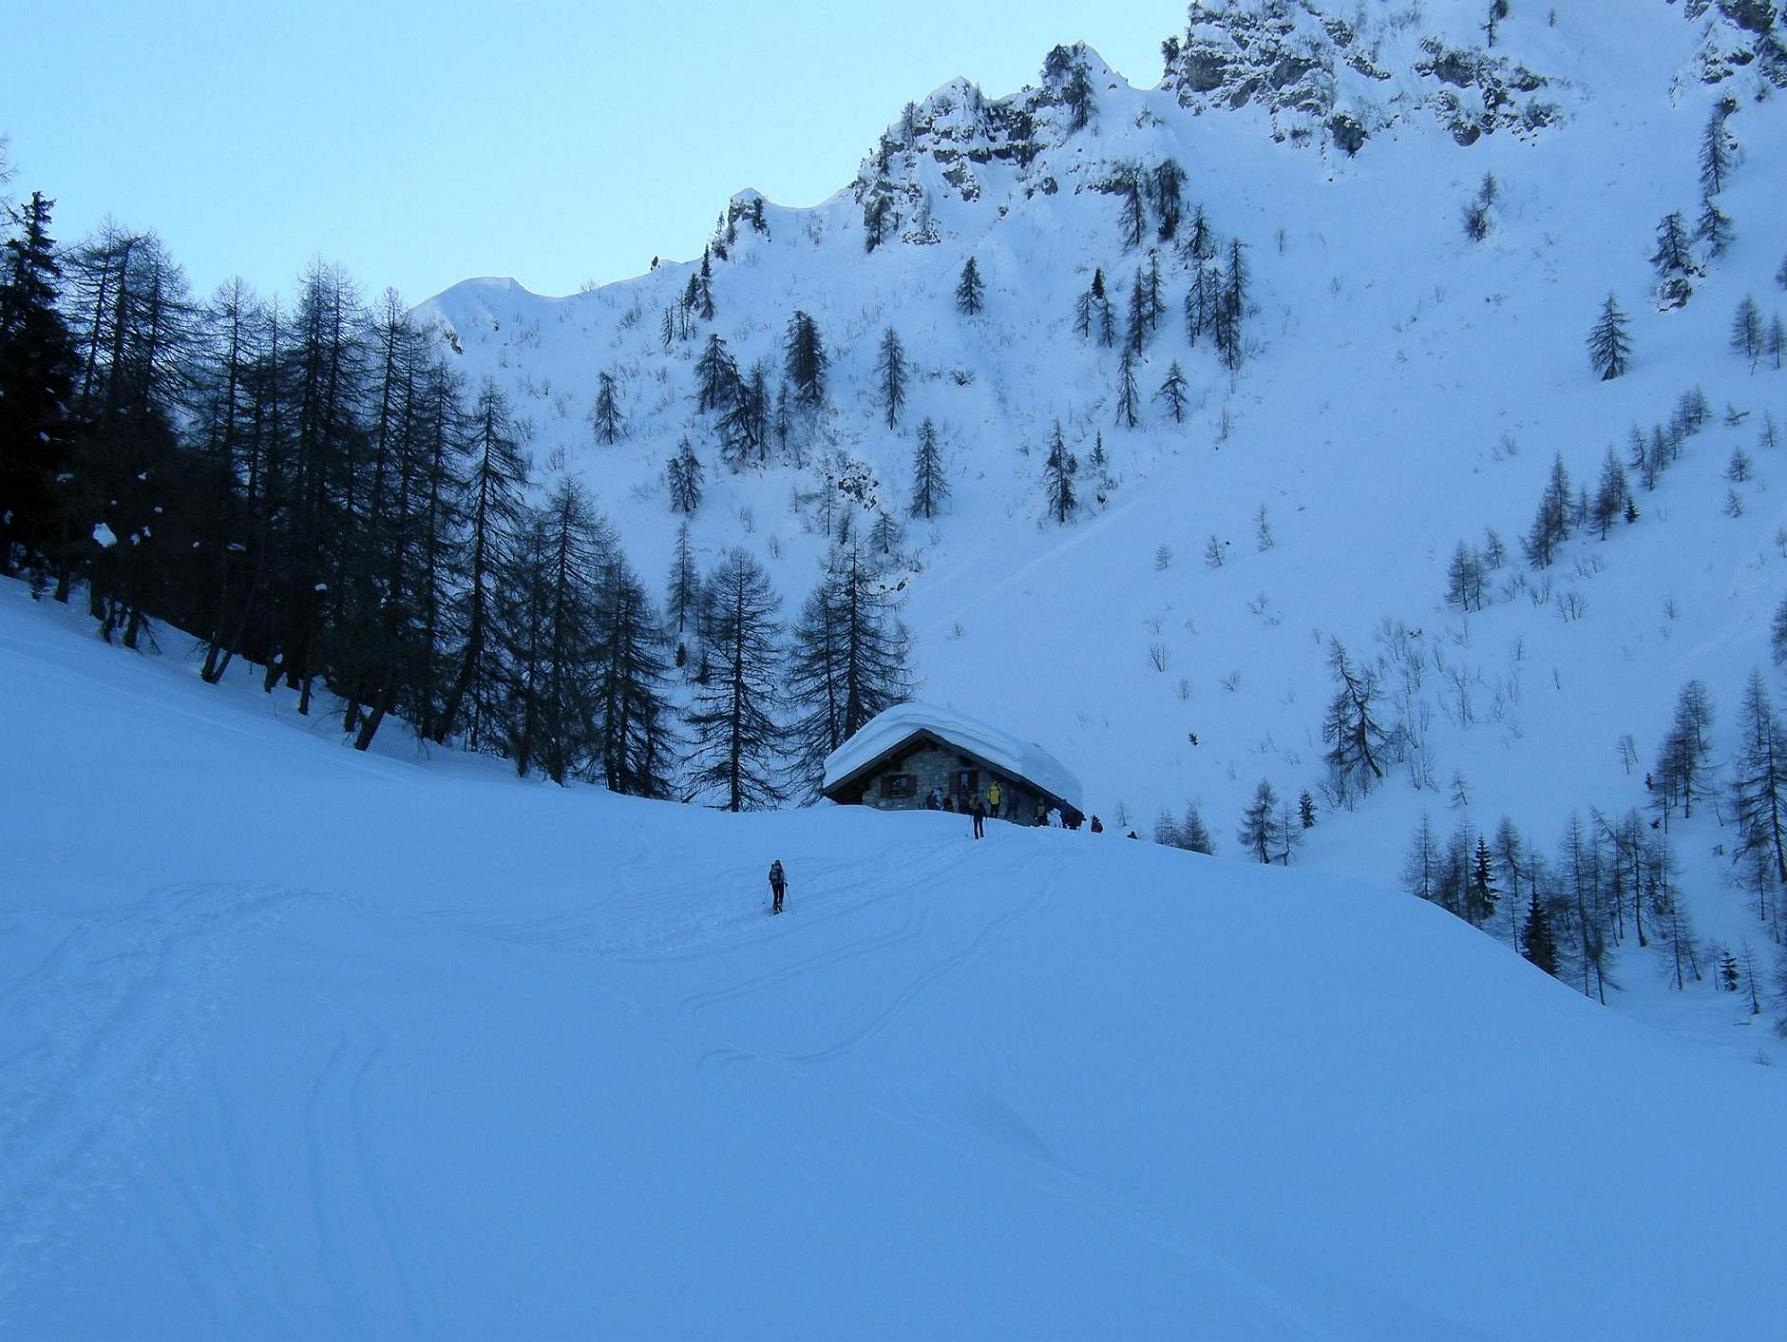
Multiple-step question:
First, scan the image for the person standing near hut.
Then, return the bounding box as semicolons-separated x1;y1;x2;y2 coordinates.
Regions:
768;860;787;915
970;797;987;840
986;780;1003;820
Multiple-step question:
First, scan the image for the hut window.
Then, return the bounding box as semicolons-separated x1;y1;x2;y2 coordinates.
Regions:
881;773;917;799
953;768;978;796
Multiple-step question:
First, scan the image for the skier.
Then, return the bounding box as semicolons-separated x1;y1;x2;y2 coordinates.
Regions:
986;781;1003;819
768;859;787;915
971;798;987;840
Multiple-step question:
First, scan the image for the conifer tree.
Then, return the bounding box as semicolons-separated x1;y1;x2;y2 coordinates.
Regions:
1076;268;1113;345
786;539;914;793
1697;195;1733;257
695;332;740;414
1649;211;1697;309
718;361;770;469
1523;451;1573;569
665;438;704;514
910;417;949;520
1214;238;1248;373
1655;679;1715;823
1180;801;1214;854
1402;813;1440;904
783;309;827;407
1043;420;1077;524
666;520;700;643
1445;542;1485;612
1240;780;1280;864
697;247;716;320
0;191;77;579
590;370;624;444
1521;889;1560;977
1731;295;1764;370
877;326;906;429
1114;346;1141;429
1184;204;1216;264
1469;835;1499;927
1298;790;1317;829
1125;270;1148;355
687;548;785;811
955;255;984;315
1592;447;1629;539
433;379;529;750
1322;639;1387;804
591;549;676;798
1732;669;1787;894
1155;360;1189;423
1699;106;1732;198
1119;179;1145;251
1586;294;1631;380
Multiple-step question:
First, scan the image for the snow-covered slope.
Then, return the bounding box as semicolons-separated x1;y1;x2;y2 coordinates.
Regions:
412;0;1787;1049
3;582;1786;1338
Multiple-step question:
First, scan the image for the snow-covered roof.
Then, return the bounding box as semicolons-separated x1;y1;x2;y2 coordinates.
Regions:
822;702;1083;810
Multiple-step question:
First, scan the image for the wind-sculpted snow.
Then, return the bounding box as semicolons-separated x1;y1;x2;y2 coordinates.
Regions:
5;578;1787;1337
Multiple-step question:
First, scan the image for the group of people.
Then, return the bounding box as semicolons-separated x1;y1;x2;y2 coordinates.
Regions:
919;781;1101;839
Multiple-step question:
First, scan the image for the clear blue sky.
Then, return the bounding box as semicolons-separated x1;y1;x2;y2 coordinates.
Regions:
3;1;1178;304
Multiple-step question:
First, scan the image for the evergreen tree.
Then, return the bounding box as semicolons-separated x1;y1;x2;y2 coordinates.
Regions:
910;417;949;520
1731;295;1764;370
1240;780;1280;864
1125;270;1148;355
1697;195;1733;257
0;191;77;579
696;247;716;320
1592;447;1629;539
507;479;612;785
876;326;906;429
1043;420;1077;524
1322;639;1388;804
1522;451;1573;569
1402;813;1441;904
1521;888;1561;977
1298;790;1317;829
1114;346;1141;429
695;332;740;414
1213;238;1248;373
1732;669;1787;898
718;361;770;470
1699;106;1732;198
666;520;700;643
1180;801;1214;854
1469;834;1499;927
1586;293;1631;380
591;548;676;798
955;255;985;315
1075;268;1114;345
1655;679;1716;823
590;370;624;444
433;379;529;750
1445;542;1485;612
1119;179;1145;251
1649;211;1697;309
1184;203;1216;264
783;309;827;407
1155;360;1189;423
786;539;914;793
687;548;785;811
665;438;704;514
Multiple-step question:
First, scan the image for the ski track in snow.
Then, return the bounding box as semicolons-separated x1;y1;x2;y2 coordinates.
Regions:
0;884;315;1326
